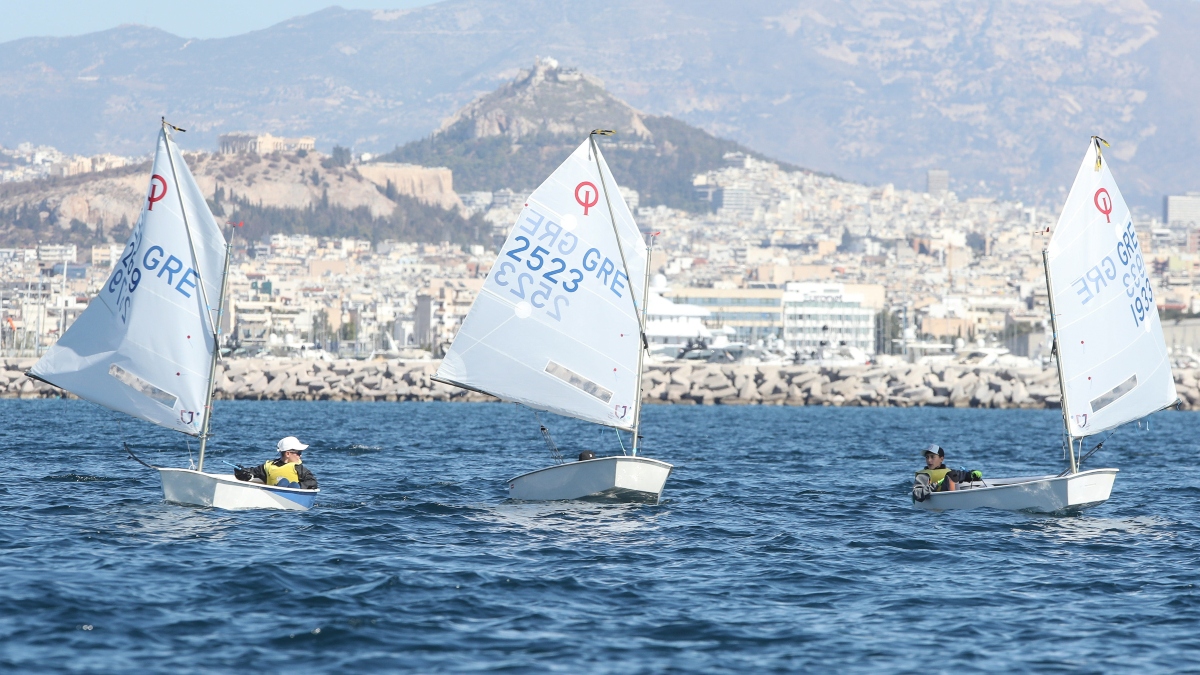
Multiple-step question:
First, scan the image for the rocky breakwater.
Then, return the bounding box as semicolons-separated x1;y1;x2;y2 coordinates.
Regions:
5;357;1200;410
641;362;1064;408
209;359;488;402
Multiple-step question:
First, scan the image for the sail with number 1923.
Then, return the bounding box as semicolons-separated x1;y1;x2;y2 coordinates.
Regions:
28;121;317;511
434;130;673;502
914;137;1177;512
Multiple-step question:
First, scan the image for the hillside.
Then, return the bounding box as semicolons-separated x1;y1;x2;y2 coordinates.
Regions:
377;59;794;212
1;1;1199;208
0;148;487;248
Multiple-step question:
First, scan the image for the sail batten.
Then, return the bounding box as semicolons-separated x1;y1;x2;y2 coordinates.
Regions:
29;128;228;436
436;138;646;430
1047;141;1176;437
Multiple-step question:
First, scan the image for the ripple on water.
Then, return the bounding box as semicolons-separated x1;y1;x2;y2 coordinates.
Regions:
1;400;1199;673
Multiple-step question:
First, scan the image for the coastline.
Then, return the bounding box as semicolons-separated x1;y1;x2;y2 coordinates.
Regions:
5;357;1198;410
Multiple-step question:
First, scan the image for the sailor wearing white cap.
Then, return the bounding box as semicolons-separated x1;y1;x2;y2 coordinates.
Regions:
233;436;318;489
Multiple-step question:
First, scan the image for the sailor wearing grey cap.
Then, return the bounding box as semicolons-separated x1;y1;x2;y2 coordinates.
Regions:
233;436;319;489
912;444;982;503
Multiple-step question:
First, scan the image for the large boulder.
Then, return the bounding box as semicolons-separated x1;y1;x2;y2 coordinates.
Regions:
669;366;693;386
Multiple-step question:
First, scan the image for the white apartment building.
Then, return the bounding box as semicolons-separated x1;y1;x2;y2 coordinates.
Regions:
1165;193;1200;227
37;244;77;263
782;282;876;354
218;132;316;155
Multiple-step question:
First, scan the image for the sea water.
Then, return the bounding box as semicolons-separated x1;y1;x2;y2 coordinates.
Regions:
1;399;1198;673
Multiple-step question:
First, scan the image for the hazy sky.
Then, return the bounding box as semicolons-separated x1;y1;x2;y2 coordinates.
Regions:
0;0;441;43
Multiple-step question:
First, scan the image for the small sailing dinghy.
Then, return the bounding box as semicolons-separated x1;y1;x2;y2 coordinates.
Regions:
915;137;1177;513
28;120;317;511
434;131;673;502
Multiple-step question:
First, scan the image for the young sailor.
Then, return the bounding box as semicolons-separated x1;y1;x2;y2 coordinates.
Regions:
912;445;981;502
234;437;318;489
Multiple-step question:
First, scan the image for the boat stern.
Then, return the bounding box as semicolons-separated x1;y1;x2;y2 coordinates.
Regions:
1066;468;1118;508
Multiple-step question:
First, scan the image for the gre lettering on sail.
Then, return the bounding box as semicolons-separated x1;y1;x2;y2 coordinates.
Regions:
437;137;646;430
1046;139;1176;438
435;131;672;503
28;120;319;511
30;128;226;436
914;137;1177;513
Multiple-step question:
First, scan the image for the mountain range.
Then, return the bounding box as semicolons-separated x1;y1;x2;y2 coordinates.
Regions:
1;0;1198;209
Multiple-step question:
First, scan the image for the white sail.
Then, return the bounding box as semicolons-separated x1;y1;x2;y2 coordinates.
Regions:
1047;140;1177;437
437;138;647;429
31;128;227;435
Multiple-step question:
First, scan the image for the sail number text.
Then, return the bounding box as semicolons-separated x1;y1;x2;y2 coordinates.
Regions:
106;222;145;324
1069;221;1152;327
105;236;203;324
491;207;630;321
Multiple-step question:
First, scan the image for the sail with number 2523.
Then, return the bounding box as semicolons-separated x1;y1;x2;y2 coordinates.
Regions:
436;138;647;430
1046;139;1178;438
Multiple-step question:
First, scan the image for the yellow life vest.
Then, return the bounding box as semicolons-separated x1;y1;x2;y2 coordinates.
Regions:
916;468;952;486
264;460;301;487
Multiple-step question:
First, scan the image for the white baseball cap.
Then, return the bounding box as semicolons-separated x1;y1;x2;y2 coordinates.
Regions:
277;436;309;453
922;444;944;457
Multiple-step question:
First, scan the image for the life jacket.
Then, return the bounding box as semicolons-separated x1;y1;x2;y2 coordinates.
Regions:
915;467;952;487
264;459;301;487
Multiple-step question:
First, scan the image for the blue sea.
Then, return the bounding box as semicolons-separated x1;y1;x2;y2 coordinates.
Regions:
2;399;1199;673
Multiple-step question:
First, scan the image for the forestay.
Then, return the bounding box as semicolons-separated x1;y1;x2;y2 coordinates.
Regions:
1047;140;1177;437
30;128;227;435
437;138;647;429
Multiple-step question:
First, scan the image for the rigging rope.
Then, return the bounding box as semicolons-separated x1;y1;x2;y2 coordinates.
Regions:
1058;429;1117;476
533;411;563;464
614;428;628;456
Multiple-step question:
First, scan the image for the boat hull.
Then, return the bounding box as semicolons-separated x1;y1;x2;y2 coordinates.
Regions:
158;468;318;511
507;456;673;503
912;468;1118;513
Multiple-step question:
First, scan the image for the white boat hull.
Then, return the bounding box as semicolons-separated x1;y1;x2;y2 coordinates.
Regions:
507;456;673;503
158;468;318;511
913;468;1118;513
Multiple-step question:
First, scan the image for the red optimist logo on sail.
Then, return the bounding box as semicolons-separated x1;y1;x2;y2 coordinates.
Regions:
1094;188;1112;223
148;175;168;210
575;181;598;215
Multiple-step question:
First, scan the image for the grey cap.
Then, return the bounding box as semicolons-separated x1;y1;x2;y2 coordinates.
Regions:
922;444;944;457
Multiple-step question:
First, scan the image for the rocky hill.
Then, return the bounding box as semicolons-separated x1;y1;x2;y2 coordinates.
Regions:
1;1;1198;208
0;148;486;247
377;58;791;212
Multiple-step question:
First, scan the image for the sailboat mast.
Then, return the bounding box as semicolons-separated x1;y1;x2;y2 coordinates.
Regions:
196;234;232;471
162;119;224;471
629;234;656;456
1042;247;1077;474
588;131;650;454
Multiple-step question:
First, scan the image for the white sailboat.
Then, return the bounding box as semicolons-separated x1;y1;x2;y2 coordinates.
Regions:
434;131;673;502
915;137;1177;513
28;121;317;511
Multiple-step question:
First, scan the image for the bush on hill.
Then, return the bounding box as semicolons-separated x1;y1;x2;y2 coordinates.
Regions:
224;192;490;246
